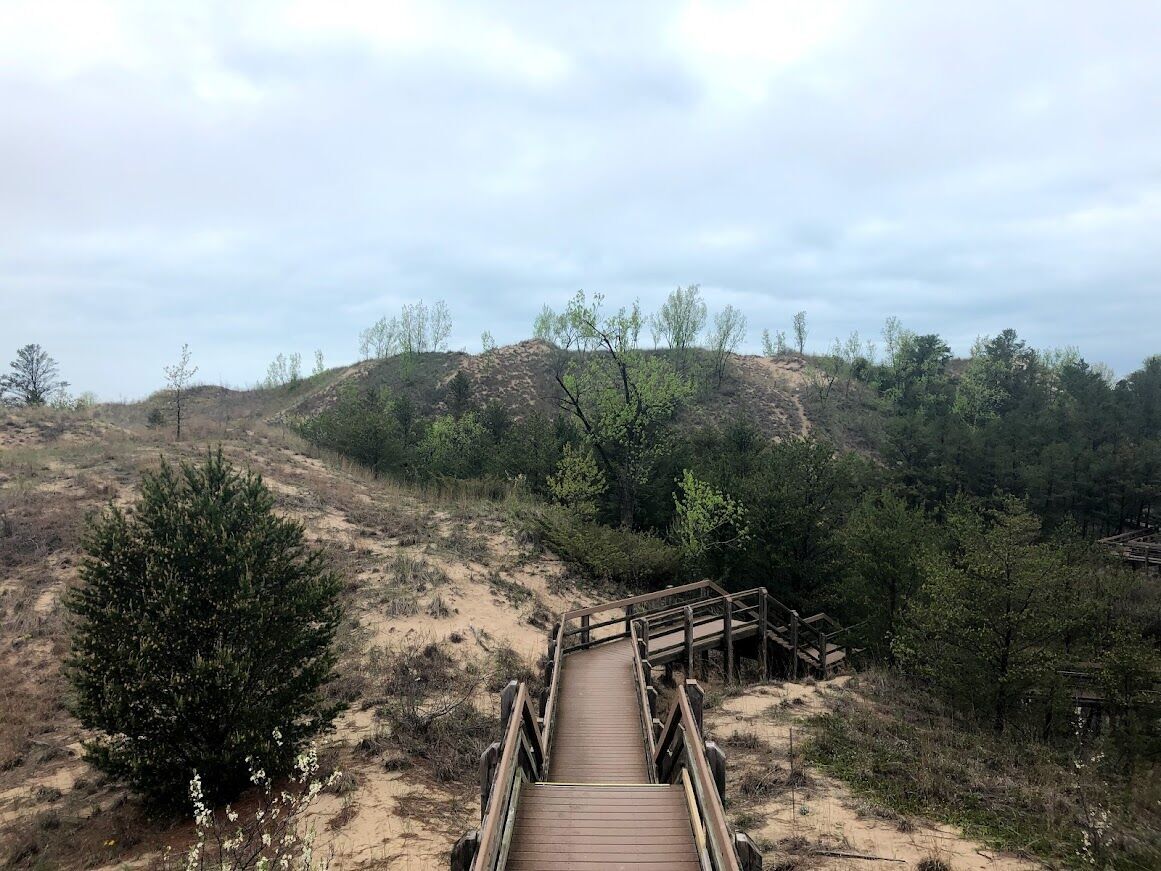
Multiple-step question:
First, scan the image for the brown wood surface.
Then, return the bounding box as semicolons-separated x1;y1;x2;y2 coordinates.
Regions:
505;784;701;870
548;639;651;783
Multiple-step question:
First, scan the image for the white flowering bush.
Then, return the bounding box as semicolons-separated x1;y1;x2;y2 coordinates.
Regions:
1074;750;1116;868
166;733;339;871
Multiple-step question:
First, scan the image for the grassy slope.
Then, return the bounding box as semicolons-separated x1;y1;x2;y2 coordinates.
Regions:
806;671;1161;870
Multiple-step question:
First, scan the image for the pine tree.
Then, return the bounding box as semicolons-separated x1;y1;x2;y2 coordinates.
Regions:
1;343;68;406
65;449;343;805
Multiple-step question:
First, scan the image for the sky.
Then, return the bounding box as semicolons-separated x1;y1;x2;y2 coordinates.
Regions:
1;0;1159;400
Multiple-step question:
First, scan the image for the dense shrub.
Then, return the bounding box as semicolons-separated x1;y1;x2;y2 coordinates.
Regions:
65;449;344;805
295;383;404;475
515;504;681;589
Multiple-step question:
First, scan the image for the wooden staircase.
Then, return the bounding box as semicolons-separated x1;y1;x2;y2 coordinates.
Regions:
453;580;857;871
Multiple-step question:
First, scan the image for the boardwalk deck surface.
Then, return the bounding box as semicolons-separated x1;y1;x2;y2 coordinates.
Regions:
548;639;650;783
505;784;701;870
501;639;703;869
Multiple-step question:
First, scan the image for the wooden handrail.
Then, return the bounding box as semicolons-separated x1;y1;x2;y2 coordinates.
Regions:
562;579;729;621
629;620;657;767
653;683;740;871
541;619;567;765
473;684;544;870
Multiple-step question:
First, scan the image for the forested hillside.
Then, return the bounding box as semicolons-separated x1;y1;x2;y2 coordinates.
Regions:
286;288;1160;866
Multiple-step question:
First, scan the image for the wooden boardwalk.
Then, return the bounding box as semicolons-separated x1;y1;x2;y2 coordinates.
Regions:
649;618;848;673
505;784;701;870
459;580;852;870
548;640;651;783
505;640;701;867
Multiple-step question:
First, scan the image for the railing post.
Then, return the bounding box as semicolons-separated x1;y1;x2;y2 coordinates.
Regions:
635;617;650;650
734;832;763;871
647;685;658;719
478;742;500;817
625;602;635;636
451;830;480;871
819;630;829;676
684;605;695;677
634;619;649;666
724;597;734;684
685;679;704;733
705;740;726;801
499;680;519;735
758;588;770;681
580;614;591;646
790;609;800;681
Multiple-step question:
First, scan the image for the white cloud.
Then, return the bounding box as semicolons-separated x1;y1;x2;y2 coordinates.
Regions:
1;0;1158;396
670;0;856;103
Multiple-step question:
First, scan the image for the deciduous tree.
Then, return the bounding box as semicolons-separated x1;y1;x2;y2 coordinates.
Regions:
164;344;197;441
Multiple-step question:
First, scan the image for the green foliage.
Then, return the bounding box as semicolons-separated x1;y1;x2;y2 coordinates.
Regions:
445;370;473;418
487;411;568;491
516;504;681;589
64;449;343;805
417;412;489;479
295;383;404;475
547;442;606;520
544;290;691;526
793;311;807;355
2;343;68;407
649;284;707;359
163;343;198;442
359;299;452;359
761;328;788;357
265;351;303;388
895;497;1080;732
707;304;747;385
1098;630;1161;774
671;469;749;572
836;491;934;657
689;428;869;602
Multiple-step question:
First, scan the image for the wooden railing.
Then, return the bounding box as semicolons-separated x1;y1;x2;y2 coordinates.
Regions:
630;619;659;768
458;682;546;871
559;579;730;653
539;617;567;771
454;578;850;869
1100;527;1161;566
654;680;760;871
551;579;853;680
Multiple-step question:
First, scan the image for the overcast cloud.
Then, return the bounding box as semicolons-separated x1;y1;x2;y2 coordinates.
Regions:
1;0;1159;399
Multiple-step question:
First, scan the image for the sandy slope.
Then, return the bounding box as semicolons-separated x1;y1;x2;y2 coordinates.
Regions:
706;679;1043;870
0;409;589;869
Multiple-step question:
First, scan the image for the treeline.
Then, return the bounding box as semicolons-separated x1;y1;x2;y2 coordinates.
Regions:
297;286;1160;762
814;324;1161;536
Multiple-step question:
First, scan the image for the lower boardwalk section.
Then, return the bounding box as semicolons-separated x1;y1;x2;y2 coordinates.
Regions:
505;784;701;870
548;639;650;783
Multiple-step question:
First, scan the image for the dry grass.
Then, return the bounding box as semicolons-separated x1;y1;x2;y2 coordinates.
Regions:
0;398;569;869
807;669;1161;869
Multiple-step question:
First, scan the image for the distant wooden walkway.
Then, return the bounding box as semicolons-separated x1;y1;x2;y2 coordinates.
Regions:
1100;526;1161;568
453;580;857;871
